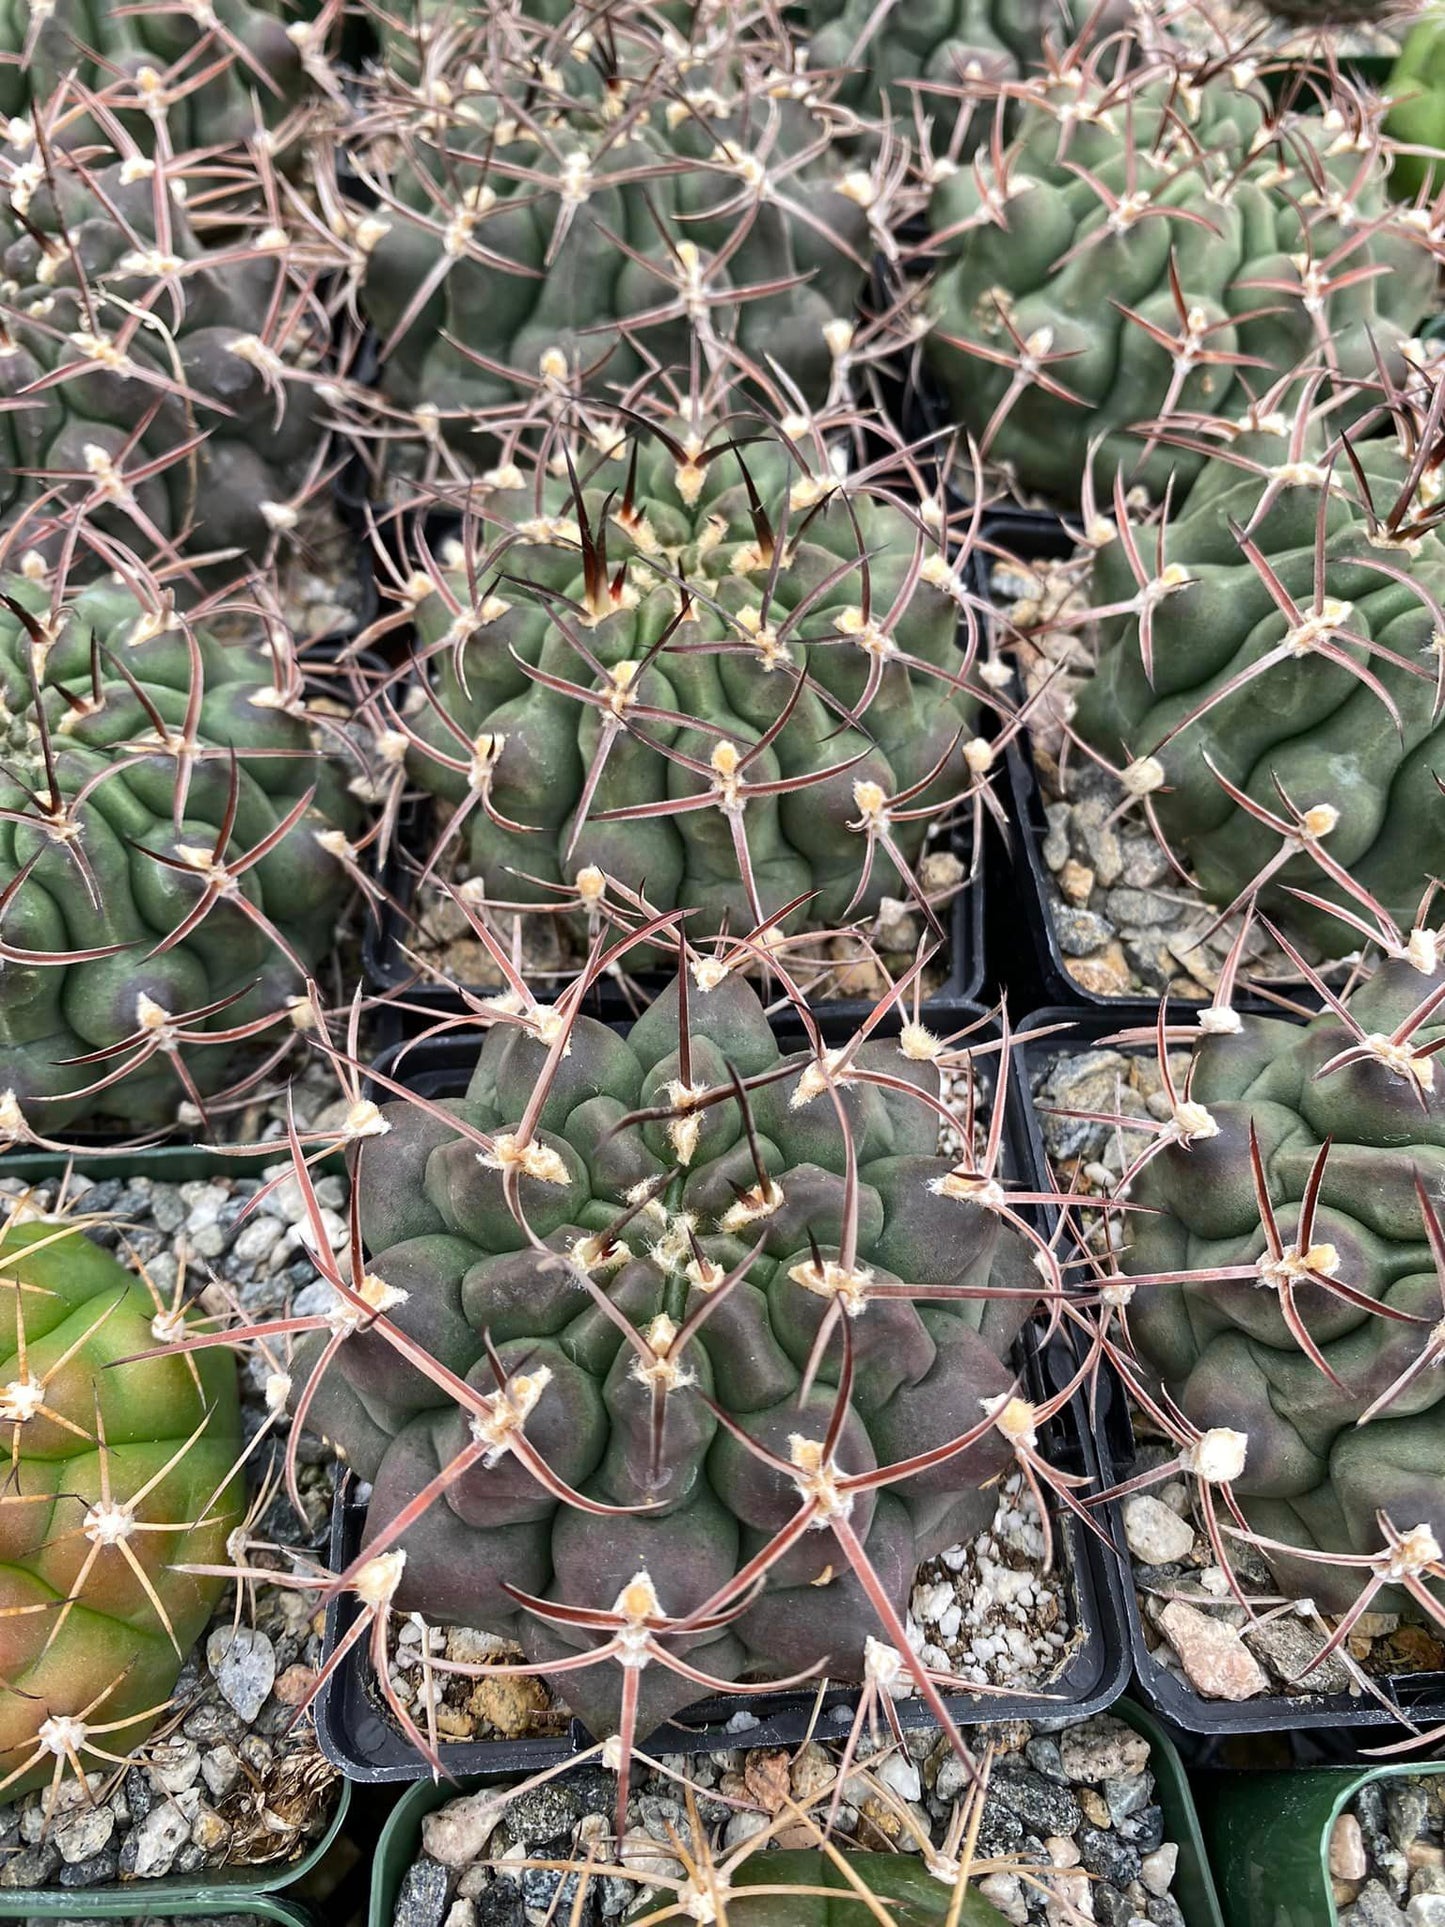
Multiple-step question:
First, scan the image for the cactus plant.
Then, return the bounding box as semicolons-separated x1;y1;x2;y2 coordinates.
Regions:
1069;396;1445;960
921;54;1438;503
1386;10;1445;202
384;407;986;954
0;124;334;577
1092;954;1445;1629
346;6;894;461
0;571;363;1141
277;939;1083;1782
799;0;1051;149
0;1211;242;1799
0;0;338;154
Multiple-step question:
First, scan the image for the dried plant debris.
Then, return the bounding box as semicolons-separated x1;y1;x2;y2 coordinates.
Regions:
0;1172;341;1888
388;1710;1186;1927
1328;1774;1445;1924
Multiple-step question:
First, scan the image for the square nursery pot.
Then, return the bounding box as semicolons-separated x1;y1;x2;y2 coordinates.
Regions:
1009;1006;1445;1748
0;1146;352;1911
311;1012;1130;1781
361;1699;1224;1927
359;523;986;1028
1200;1758;1445;1927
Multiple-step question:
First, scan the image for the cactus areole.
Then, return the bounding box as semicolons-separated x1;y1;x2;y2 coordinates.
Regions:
298;970;1046;1740
0;1220;242;1794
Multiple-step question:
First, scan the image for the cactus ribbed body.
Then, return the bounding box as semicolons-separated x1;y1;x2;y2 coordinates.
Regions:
0;1220;241;1793
0;578;357;1133
1121;959;1445;1610
0;146;325;572
357;25;878;442
405;423;974;940
923;72;1435;500
301;973;1035;1739
1073;439;1445;957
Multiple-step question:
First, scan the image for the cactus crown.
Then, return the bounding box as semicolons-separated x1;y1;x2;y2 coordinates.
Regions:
374;394;991;956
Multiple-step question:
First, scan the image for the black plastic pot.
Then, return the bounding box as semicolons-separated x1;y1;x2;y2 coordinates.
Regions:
1009;1004;1445;1754
361;796;986;1029
312;1019;1131;1782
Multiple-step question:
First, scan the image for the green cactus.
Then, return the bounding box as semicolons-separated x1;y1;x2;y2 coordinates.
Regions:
922;64;1436;502
1115;955;1445;1615
0;0;329;151
396;414;979;945
0;133;330;575
799;0;1051;148
0;574;360;1139
1071;419;1445;960
353;12;885;453
0;1216;242;1796
297;964;1046;1745
1385;11;1445;202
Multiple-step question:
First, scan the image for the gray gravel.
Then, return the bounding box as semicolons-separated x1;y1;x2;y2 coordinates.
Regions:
394;1710;1185;1926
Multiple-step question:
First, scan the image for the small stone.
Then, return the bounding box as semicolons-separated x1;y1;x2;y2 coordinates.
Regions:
273;1664;316;1706
1124;1496;1196;1567
57;1849;120;1888
1054;905;1116;956
423;1790;507;1867
1332;1815;1370;1883
506;1783;582;1847
0;1841;60;1887
978;1871;1028;1926
724;1810;769;1852
1066;943;1133;997
1147;1897;1187;1927
1158;1601;1268;1700
1408;1900;1445;1926
190;1806;231;1855
987;1763;1082;1837
149;1739;202;1794
1103;1775;1152;1825
132;1800;192;1878
54;1805;114;1865
1059;860;1095;905
1078;1787;1112;1828
1078;1826;1142;1888
233;1216;285;1266
1342;1881;1409;1927
1142;1845;1179;1897
394;1858;451;1927
619;1830;684;1881
200;1745;242;1801
1247;1618;1355;1697
206;1625;276;1722
466;1673;549;1737
474;1880;524;1927
1389;1784;1433;1852
1045;1868;1095;1925
444;1901;476;1927
1058;1715;1151;1784
876;1754;921;1804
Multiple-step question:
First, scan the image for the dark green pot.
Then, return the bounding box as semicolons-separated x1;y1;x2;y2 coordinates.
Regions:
1202;1760;1444;1927
368;1702;1222;1927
